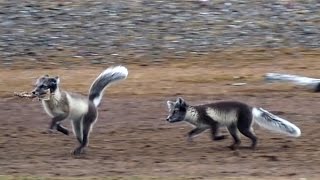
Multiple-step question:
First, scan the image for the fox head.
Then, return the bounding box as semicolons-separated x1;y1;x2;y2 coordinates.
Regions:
166;97;188;123
32;75;60;98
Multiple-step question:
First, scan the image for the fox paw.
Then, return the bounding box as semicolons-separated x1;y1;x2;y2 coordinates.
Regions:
228;144;240;151
250;145;257;151
40;129;56;134
72;147;85;156
213;135;227;141
186;137;194;143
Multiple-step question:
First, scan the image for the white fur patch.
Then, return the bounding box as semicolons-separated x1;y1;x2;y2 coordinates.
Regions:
53;87;62;101
93;96;102;108
42;101;54;117
206;108;237;126
252;107;301;137
41;88;64;117
103;65;128;78
66;94;88;119
185;108;198;122
185;107;208;127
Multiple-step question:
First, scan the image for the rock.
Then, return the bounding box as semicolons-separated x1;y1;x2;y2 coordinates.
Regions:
231;83;247;86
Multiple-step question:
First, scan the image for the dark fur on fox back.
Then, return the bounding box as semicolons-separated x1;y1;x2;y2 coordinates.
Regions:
194;101;253;126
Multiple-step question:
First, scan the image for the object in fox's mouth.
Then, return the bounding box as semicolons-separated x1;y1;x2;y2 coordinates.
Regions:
14;89;52;100
14;91;36;99
264;73;320;92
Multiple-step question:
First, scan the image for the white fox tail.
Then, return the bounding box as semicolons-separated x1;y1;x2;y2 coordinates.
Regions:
252;107;301;137
88;65;128;107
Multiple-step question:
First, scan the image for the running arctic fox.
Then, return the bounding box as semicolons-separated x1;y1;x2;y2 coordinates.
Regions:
166;97;301;150
31;65;128;155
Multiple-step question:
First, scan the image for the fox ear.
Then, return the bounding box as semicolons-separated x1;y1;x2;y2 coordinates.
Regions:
54;76;60;84
35;75;46;85
176;97;184;104
176;97;187;107
167;101;175;111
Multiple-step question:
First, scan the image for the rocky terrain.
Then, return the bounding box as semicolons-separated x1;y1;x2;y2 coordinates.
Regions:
0;0;319;67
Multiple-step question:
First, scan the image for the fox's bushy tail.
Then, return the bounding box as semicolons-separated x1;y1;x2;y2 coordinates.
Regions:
252;107;301;137
89;65;128;107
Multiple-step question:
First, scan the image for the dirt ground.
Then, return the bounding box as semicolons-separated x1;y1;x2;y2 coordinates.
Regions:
0;51;320;179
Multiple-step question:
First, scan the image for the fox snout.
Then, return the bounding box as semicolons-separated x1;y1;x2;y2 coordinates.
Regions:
32;89;43;96
166;116;179;123
31;88;48;97
166;116;174;123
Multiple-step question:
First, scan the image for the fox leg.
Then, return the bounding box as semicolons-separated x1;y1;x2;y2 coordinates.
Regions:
227;124;241;150
237;118;257;150
187;127;207;142
71;117;83;148
73;120;94;155
76;117;95;154
238;127;257;150
72;108;97;156
49;115;69;135
210;123;226;141
56;124;69;135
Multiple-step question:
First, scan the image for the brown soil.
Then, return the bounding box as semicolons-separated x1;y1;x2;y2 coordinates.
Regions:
0;52;320;179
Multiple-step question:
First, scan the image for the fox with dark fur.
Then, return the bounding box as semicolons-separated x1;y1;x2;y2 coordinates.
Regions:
32;65;128;155
166;97;301;150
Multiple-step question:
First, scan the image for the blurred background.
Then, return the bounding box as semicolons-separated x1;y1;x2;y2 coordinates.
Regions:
0;0;319;67
0;0;319;180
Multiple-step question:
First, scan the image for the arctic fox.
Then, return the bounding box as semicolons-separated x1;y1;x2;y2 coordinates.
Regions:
166;97;301;150
32;65;128;155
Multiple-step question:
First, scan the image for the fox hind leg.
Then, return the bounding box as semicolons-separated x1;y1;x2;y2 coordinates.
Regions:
73;119;95;155
72;107;97;156
227;124;241;150
239;128;257;150
237;118;257;150
71;117;83;151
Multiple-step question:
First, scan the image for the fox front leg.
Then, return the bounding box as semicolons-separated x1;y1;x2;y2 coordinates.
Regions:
187;127;207;142
48;115;69;135
56;123;69;135
210;124;227;141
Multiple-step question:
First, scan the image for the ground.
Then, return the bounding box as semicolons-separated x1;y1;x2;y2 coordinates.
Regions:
0;51;320;179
